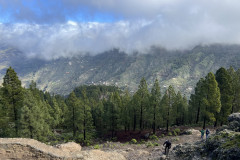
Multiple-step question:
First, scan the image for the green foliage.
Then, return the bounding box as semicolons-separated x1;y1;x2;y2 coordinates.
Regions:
173;131;177;136
149;134;158;140
150;79;161;134
130;138;137;144
201;72;221;129
1;65;240;145
174;128;181;135
215;67;233;126
2;67;24;136
93;144;101;149
153;142;159;146
146;142;154;147
221;134;240;149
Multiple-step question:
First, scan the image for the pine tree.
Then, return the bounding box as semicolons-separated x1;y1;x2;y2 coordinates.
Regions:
150;79;161;134
121;89;131;132
106;92;121;138
135;78;149;131
202;72;221;129
189;78;205;124
93;101;104;137
19;89;51;141
80;89;94;141
51;97;62;128
227;67;240;113
215;67;233;126
2;67;23;136
161;85;176;132
66;91;80;138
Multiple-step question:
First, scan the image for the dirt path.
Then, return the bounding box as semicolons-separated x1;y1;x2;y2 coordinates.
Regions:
94;128;215;160
0;128;215;160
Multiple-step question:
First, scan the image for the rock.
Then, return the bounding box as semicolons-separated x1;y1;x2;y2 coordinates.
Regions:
84;150;126;160
144;133;150;139
228;113;240;131
125;148;134;152
228;113;240;122
159;155;166;160
55;142;81;152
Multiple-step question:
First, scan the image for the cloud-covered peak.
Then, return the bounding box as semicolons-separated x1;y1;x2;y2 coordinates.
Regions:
1;0;240;59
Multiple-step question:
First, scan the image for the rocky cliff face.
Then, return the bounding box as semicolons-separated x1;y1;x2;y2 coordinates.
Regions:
170;113;240;160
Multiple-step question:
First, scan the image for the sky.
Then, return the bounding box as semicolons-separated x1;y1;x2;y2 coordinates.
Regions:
1;0;240;59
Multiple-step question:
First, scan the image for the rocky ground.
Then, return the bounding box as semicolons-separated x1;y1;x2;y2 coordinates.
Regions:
0;113;239;160
0;128;206;160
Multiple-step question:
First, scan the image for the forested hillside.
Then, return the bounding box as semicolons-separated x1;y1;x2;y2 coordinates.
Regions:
0;66;239;145
1;44;240;96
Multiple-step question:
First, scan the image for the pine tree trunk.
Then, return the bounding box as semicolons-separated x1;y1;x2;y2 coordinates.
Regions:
196;101;200;124
203;117;206;129
13;104;18;136
140;104;143;132
84;105;86;140
133;111;136;131
73;106;76;138
153;104;156;134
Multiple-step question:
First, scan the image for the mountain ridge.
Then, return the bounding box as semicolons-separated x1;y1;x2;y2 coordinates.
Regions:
1;44;240;96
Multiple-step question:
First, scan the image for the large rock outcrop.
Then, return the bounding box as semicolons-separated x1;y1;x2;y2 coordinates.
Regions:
0;138;126;160
170;113;240;160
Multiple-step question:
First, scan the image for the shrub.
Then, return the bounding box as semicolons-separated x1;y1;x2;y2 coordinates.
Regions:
154;142;159;146
174;128;181;135
173;131;177;136
161;134;165;137
168;132;172;136
130;138;137;144
94;144;101;149
149;134;159;140
111;137;117;141
140;139;146;144
146;142;154;147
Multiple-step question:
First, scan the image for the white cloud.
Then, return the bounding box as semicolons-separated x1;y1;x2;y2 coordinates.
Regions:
1;0;240;59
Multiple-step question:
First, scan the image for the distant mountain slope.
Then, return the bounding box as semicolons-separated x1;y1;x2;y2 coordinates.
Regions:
1;44;240;96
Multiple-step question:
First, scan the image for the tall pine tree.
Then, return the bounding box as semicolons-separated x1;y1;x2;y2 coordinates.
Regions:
150;79;161;134
215;67;233;126
201;72;221;129
2;67;23;136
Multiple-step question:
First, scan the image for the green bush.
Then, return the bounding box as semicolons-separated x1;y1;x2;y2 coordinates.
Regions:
146;142;154;147
140;139;146;144
173;131;177;136
168;132;172;136
130;138;137;144
154;142;159;146
149;134;158;140
174;128;181;135
83;139;92;146
93;144;101;149
161;134;165;137
111;137;118;141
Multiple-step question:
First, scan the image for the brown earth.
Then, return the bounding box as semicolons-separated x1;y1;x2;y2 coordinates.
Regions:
0;127;215;160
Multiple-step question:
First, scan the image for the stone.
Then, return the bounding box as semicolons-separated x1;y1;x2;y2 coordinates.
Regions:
55;142;81;152
159;155;166;160
228;113;240;122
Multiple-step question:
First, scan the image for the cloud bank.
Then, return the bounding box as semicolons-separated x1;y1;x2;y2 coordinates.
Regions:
1;0;240;59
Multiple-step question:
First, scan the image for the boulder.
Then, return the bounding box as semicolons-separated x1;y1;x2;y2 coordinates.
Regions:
228;113;240;122
228;113;240;131
56;142;81;152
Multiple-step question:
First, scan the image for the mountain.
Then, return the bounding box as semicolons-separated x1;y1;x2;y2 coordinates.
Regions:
1;44;240;96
